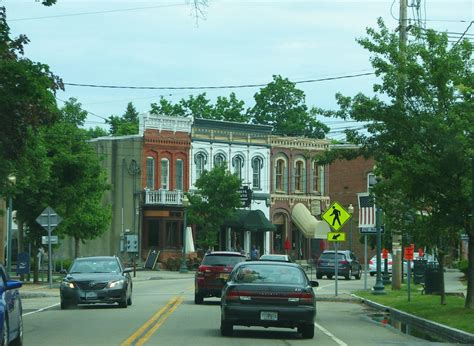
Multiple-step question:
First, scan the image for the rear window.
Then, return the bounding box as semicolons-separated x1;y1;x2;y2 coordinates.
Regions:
201;254;245;266
319;253;346;261
234;264;306;284
260;255;286;261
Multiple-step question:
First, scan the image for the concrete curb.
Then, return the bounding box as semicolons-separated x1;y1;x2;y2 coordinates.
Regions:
357;295;474;344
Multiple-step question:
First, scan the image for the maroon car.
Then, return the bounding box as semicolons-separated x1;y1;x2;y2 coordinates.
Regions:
195;251;246;304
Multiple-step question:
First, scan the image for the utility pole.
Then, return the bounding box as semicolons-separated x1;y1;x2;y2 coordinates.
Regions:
392;0;408;291
0;199;5;265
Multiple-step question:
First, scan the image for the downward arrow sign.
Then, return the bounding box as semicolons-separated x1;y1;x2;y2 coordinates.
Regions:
332;233;340;240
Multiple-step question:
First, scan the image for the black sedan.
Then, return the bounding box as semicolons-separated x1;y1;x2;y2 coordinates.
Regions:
60;256;133;309
220;261;318;338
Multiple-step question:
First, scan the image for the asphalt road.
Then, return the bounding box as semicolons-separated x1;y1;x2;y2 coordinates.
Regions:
20;273;460;346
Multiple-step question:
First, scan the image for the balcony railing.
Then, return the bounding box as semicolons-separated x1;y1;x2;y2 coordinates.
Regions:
144;189;184;205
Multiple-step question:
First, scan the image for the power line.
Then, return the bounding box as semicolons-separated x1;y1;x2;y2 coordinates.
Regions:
8;3;186;22
453;21;474;47
63;72;376;91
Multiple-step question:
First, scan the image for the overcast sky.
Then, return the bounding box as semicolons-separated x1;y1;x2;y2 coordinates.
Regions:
3;0;473;139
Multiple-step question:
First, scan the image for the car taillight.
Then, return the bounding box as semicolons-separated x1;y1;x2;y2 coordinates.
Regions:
196;265;211;277
369;260;374;265
226;290;314;304
339;260;349;265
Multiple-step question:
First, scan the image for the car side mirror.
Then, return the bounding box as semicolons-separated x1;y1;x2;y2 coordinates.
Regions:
6;280;22;290
60;269;68;275
310;280;319;288
123;268;133;274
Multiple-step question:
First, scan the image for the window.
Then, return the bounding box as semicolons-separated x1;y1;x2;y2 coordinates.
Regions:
176;159;183;191
276;159;285;191
233;155;244;180
165;221;178;248
161;159;169;190
195;152;206;180
252;157;262;189
368;172;377;192
146;157;155;189
214;153;226;168
312;161;319;192
295;161;303;191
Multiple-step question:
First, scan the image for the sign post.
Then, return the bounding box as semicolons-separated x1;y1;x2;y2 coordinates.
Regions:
404;245;414;301
36;207;62;289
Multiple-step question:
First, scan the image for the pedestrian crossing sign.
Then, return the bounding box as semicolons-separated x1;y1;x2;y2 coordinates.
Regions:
322;201;352;231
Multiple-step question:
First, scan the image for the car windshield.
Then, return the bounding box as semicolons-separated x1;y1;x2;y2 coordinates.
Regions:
320;253;346;261
70;259;120;274
201;255;245;266
234;264;305;284
260;255;286;261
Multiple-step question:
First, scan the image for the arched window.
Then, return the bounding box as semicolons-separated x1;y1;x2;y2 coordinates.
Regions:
146;156;155;189
195;152;207;180
276;159;285;191
176;159;183;190
232;154;244;180
312;161;319;192
251;156;263;190
161;158;169;190
214;153;226;168
295;161;304;192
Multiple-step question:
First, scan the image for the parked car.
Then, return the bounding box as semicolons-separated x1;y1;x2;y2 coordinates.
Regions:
194;251;246;304
60;256;133;309
369;254;393;276
0;265;22;346
259;254;292;262
220;261;318;338
315;250;362;280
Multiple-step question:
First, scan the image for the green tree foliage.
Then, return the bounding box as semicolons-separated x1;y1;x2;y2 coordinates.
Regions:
107;102;139;135
249;75;329;138
0;7;62;194
150;92;250;122
187;166;241;249
320;19;473;307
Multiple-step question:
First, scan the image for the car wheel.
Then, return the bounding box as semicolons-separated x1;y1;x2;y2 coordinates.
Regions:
316;273;322;280
327;274;333;279
370;272;375;277
355;269;361;280
118;297;128;308
60;300;69;310
345;270;351;280
127;294;132;306
220;320;233;336
194;293;203;305
2;315;8;346
11;313;22;346
298;324;314;339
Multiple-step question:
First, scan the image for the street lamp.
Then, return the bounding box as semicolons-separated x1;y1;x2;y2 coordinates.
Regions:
7;174;16;274
179;194;190;273
348;204;354;252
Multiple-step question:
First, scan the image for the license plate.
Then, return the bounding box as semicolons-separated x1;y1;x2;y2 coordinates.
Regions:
260;311;278;321
220;273;229;280
85;292;98;299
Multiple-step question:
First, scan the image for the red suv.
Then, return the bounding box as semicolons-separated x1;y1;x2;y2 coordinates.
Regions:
195;251;246;304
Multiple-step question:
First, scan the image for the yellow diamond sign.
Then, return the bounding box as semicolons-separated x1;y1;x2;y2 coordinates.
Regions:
322;201;352;231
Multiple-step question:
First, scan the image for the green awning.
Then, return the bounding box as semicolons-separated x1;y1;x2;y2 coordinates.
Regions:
225;210;276;232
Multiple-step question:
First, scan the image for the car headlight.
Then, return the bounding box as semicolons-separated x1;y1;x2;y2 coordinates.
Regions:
107;279;125;289
61;281;75;289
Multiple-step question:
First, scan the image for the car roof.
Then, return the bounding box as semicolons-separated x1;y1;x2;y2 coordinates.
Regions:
74;256;118;261
260;254;288;258
234;261;301;268
205;251;245;257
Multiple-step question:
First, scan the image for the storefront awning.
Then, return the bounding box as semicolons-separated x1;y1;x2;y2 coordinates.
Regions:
291;203;331;239
225;210;276;232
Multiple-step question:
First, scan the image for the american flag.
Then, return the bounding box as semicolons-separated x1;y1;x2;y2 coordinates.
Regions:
358;193;375;228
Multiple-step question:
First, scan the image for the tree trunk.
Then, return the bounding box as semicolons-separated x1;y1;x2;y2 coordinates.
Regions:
32;244;39;283
465;226;474;309
438;251;446;305
74;237;80;258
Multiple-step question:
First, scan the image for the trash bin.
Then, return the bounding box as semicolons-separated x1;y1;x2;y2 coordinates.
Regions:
424;262;443;294
413;259;427;284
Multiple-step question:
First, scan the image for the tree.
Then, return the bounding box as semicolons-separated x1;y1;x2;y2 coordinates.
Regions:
319;19;473;307
0;7;62;195
107;102;139;136
249;75;329;138
187;166;241;250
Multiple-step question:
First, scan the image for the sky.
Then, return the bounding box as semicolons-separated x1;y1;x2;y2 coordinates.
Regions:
3;0;473;140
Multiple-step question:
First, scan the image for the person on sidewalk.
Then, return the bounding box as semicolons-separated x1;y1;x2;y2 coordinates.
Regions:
250;245;260;261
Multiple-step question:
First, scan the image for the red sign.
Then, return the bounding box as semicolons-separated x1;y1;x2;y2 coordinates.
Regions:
418;247;424;257
404;246;414;260
284;238;291;251
382;248;388;259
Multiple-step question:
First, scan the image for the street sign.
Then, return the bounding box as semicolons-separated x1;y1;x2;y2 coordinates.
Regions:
42;236;59;245
36;207;62;231
327;232;346;242
359;226;385;234
404;246;414;260
322;201;351;231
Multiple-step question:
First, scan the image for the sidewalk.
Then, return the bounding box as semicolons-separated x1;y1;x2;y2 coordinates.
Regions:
19;269;196;299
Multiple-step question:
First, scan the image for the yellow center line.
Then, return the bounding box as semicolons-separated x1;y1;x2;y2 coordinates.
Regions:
121;296;178;346
135;297;184;346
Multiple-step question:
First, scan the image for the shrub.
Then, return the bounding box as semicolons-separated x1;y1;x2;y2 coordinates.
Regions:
458;259;468;276
55;258;73;272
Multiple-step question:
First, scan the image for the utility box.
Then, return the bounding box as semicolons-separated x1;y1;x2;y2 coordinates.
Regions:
126;234;138;253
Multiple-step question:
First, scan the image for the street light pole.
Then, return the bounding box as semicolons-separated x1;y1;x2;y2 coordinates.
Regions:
179;194;189;273
372;206;385;295
348;204;354;252
6;174;16;275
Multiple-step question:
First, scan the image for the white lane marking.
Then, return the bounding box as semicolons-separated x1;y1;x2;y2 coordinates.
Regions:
23;303;59;316
314;322;347;346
